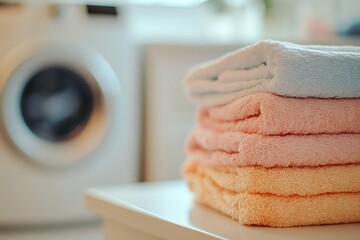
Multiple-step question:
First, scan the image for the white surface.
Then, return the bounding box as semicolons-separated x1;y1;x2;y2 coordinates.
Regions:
86;180;360;240
0;224;102;240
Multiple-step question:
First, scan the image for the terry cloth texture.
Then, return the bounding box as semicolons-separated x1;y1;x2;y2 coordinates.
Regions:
198;93;360;135
185;171;360;227
185;40;360;107
183;40;360;227
187;127;360;167
184;160;360;196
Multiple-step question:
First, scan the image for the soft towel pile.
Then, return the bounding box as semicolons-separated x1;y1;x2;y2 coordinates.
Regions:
183;40;360;227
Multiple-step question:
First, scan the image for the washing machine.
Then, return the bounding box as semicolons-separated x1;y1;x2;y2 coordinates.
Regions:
0;2;142;228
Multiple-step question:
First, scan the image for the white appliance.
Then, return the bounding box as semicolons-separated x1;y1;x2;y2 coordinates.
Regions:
0;2;142;227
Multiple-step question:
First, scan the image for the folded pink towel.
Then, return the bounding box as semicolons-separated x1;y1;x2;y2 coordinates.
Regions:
199;93;360;135
187;127;360;167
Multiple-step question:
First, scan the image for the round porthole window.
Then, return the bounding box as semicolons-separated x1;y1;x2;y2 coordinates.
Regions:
0;38;122;166
21;66;94;142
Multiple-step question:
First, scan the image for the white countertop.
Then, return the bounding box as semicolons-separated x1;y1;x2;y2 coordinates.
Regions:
86;180;360;240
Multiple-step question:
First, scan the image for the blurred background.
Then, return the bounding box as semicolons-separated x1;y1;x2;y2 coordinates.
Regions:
0;0;359;239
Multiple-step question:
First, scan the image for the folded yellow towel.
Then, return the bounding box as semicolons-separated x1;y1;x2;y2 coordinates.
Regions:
184;160;360;196
186;171;360;227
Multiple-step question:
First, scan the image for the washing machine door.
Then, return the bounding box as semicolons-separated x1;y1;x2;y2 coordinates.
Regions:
0;37;121;166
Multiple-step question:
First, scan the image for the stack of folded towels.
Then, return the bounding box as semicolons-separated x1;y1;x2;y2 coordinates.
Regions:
183;40;360;227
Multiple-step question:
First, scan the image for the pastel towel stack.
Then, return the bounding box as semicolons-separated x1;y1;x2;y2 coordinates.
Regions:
183;40;360;227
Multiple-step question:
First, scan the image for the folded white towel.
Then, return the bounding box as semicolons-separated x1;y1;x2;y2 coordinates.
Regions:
185;40;360;107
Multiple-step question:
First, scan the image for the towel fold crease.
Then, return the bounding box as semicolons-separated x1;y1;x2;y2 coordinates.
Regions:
199;93;360;135
184;160;360;196
185;40;360;107
186;171;360;227
187;127;360;167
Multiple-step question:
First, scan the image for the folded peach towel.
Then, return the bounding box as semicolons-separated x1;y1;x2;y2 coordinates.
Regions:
187;127;360;167
184;160;360;196
186;171;360;227
199;93;360;135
